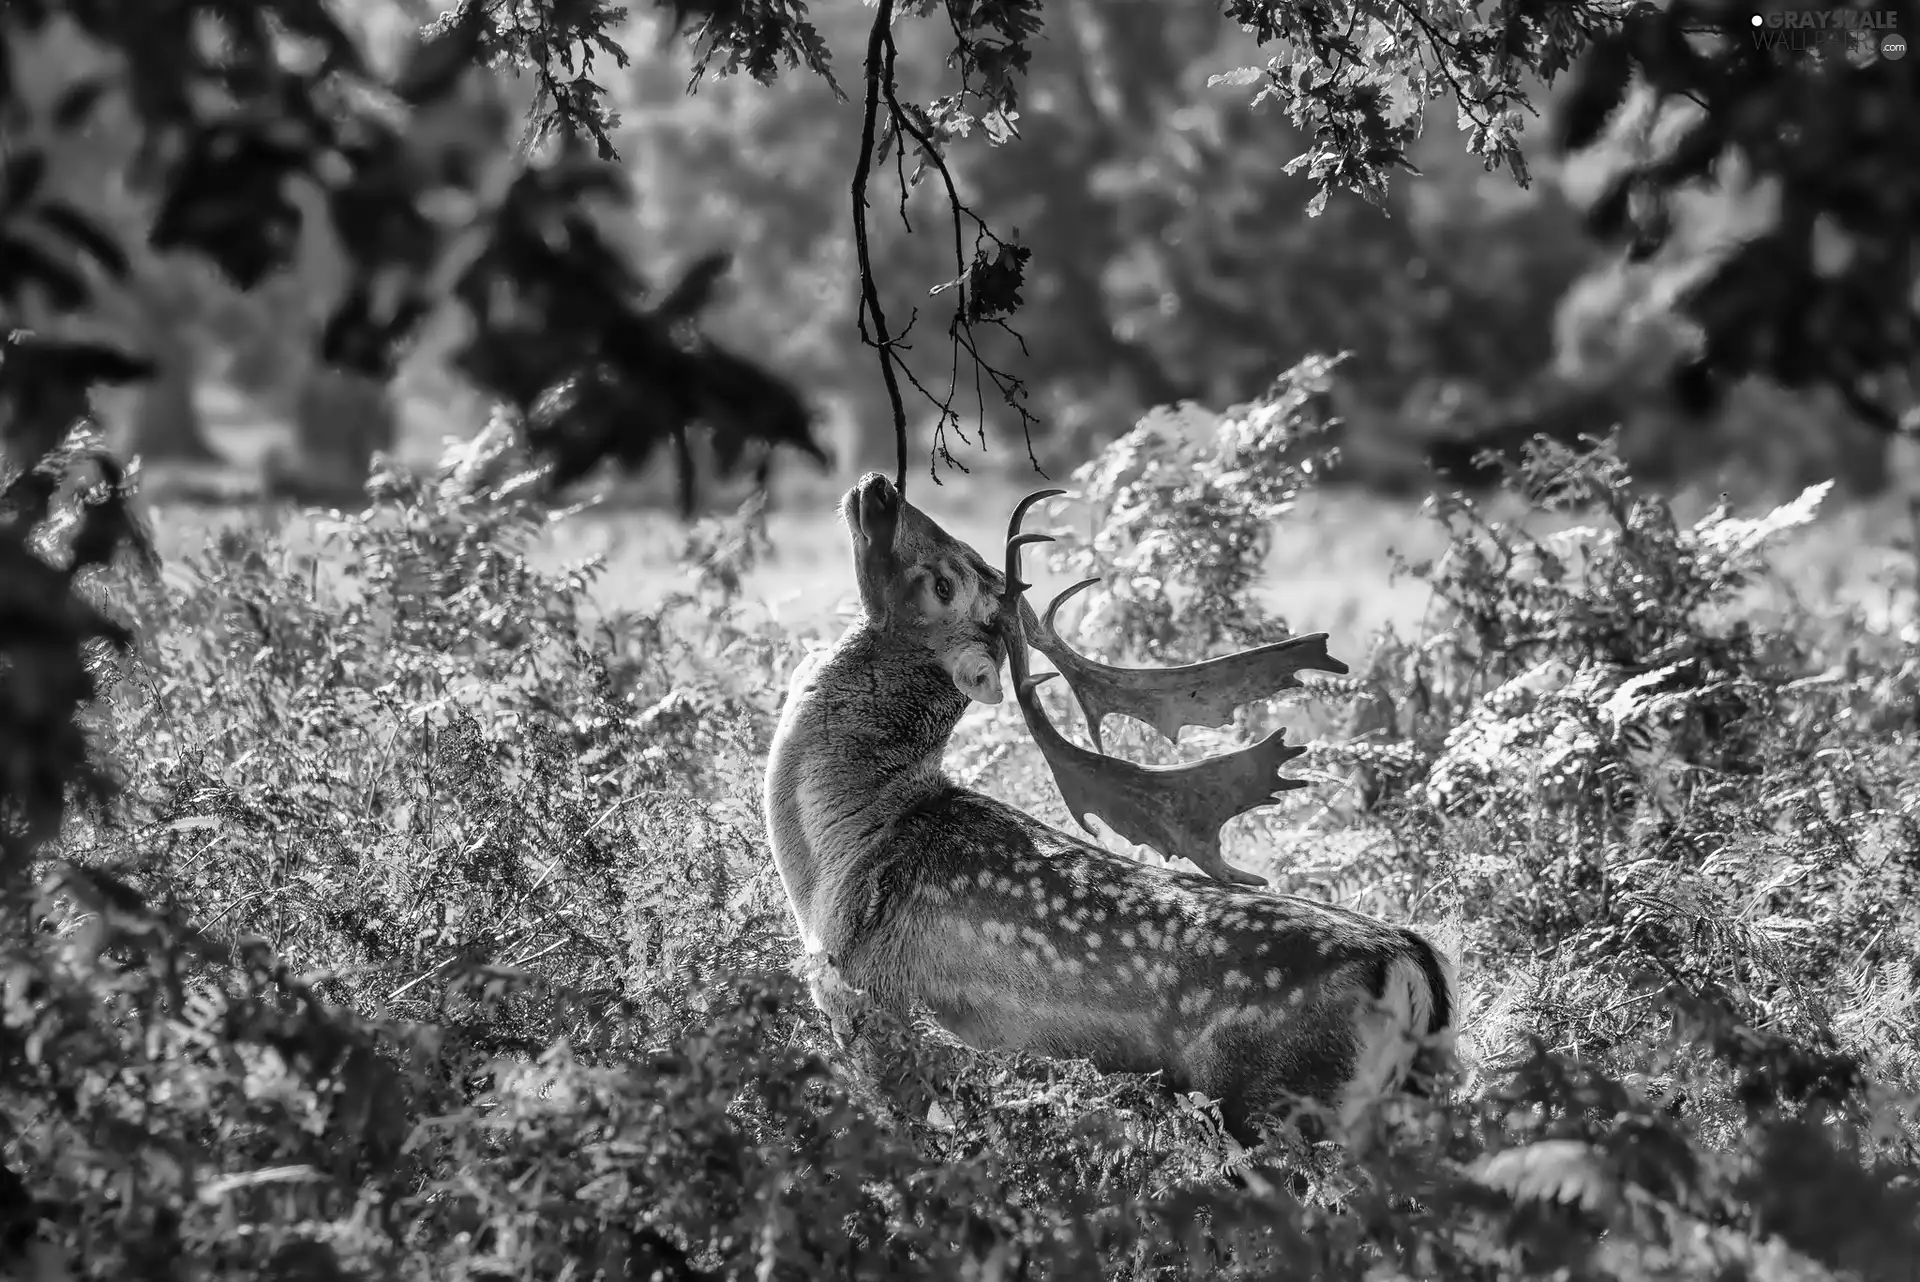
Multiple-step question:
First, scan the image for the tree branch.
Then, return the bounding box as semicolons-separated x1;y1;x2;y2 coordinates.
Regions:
876;37;1040;482
852;0;913;494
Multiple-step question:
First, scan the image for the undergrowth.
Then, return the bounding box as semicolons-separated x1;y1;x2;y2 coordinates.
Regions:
5;368;1920;1279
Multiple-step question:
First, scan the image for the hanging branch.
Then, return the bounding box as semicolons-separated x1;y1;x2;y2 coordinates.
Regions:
851;0;1044;494
877;29;1041;485
852;0;914;493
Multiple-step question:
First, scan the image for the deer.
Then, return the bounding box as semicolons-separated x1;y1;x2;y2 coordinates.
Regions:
762;471;1454;1147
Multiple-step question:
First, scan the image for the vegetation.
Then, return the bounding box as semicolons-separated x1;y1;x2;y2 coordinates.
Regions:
5;0;1916;503
5;376;1920;1276
4;1;1919;1273
1555;0;1920;434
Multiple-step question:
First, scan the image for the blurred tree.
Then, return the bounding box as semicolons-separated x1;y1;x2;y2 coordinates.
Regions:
555;0;1636;484
613;2;892;472
1;0;827;523
1478;0;1920;476
2;16;228;463
941;0;1599;466
606;0;1602;480
119;264;217;461
16;0;1912;517
276;367;399;500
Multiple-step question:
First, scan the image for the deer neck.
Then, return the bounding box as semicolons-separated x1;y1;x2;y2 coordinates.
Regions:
763;621;968;953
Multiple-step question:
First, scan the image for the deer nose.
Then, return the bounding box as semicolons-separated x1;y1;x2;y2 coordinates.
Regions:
850;472;897;535
855;472;895;506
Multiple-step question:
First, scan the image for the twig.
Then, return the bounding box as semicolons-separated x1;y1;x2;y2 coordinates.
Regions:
505;936;569;969
852;0;913;494
876;42;1040;480
852;0;1043;492
200;886;277;933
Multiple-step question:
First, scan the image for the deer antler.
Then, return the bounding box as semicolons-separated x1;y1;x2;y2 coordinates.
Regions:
999;490;1349;887
1025;576;1349;753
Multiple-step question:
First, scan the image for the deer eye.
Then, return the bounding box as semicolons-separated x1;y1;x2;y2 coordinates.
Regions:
932;574;954;604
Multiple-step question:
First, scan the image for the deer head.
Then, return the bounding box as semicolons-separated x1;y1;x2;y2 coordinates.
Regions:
998;489;1350;887
844;472;1008;706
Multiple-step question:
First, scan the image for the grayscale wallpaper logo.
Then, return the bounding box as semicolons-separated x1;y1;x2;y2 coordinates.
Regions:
1748;9;1905;62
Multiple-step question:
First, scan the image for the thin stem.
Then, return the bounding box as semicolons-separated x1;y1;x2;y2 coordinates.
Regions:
852;0;912;494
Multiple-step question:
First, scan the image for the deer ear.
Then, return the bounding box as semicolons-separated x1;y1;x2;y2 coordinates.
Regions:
945;645;1004;705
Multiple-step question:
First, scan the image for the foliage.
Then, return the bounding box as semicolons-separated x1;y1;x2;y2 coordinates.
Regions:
0;0;827;518
0;413;146;878
753;0;1643;479
8;384;1920;1276
605;0;1917;487
4;4;1920;1267
1039;355;1345;662
1555;0;1920;433
9;0;1905;512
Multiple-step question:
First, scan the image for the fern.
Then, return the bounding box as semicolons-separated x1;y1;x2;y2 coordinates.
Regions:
7;414;1920;1278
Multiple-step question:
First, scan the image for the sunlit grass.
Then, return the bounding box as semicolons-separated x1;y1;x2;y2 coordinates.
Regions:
143;465;1918;650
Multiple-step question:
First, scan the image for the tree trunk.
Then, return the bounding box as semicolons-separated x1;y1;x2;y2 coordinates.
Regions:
272;366;398;501
126;271;219;462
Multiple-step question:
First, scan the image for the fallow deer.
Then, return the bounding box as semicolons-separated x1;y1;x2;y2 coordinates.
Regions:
763;472;1453;1144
